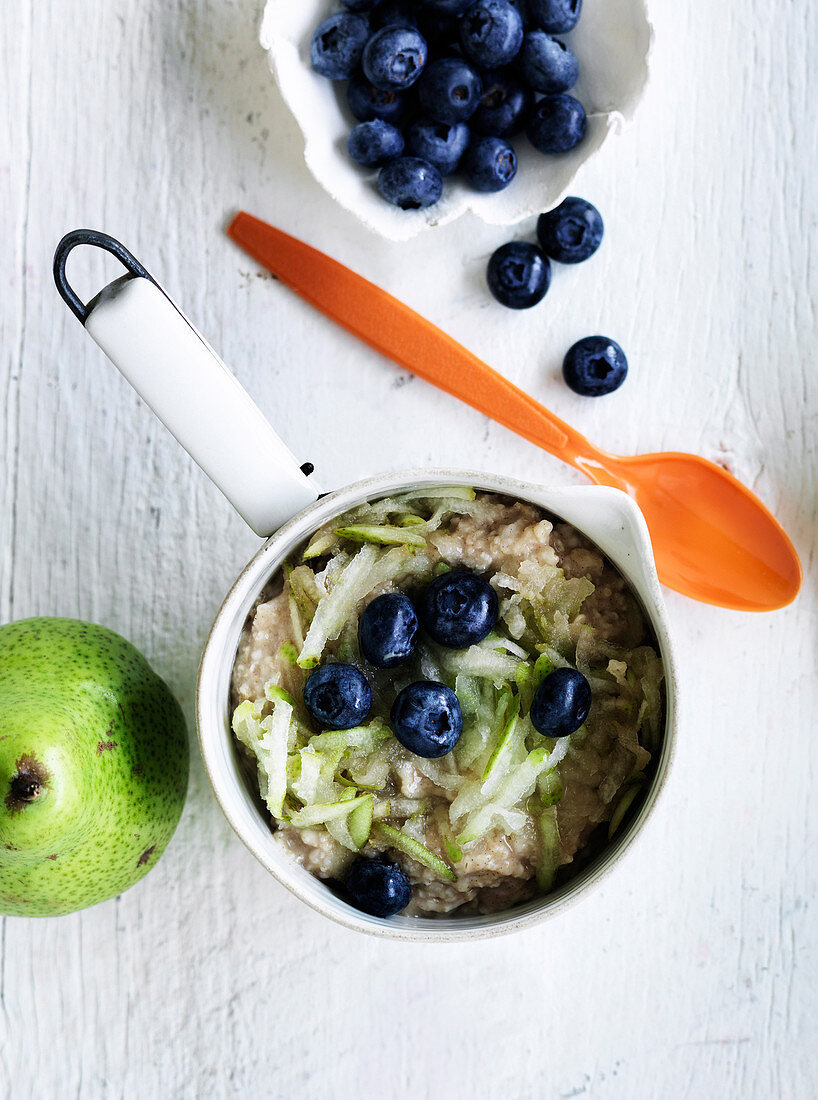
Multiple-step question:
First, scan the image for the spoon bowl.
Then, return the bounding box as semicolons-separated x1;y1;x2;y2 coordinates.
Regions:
227;212;802;613
587;450;802;611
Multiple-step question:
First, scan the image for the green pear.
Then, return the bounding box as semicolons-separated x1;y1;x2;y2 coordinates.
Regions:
0;618;188;916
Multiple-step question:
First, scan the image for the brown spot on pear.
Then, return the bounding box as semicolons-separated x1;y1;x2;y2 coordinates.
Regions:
137;845;156;867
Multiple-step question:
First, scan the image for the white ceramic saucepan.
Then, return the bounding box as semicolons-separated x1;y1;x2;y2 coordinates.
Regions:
54;230;678;942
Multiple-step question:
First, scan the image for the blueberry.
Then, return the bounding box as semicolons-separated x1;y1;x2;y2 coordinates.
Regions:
310;14;371;81
303;662;372;730
348;120;405;167
370;0;421;29
423;0;474;13
487;241;551;308
520;30;578;94
363;26;428;90
341;0;382;10
459;0;524;69
347;73;406;123
390;681;463;757
462;134;518;191
537;196;603;263
406;118;470;175
562;336;628;397
540;200;602;266
418;57;483;124
359;592;419;667
526;93;586;153
528;0;581;34
471;70;531;136
530;667;591;737
420;569;499;647
378;156;443;208
345;856;412;917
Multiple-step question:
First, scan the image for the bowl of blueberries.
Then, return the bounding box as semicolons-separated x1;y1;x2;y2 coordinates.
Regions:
260;0;653;240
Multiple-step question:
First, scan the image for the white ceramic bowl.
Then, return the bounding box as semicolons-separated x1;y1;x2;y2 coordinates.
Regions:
260;0;654;241
197;469;678;942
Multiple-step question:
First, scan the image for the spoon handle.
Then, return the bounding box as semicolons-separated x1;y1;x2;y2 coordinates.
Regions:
227;213;602;473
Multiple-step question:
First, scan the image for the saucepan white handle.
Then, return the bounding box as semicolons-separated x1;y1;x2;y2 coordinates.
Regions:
53;229;320;537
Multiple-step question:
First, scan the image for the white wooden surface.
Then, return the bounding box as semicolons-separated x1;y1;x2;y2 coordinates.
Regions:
1;1;816;1096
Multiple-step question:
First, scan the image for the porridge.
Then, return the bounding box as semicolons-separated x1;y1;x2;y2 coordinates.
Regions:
231;487;664;918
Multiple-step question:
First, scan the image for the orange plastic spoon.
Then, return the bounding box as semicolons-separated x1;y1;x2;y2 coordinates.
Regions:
227;212;802;612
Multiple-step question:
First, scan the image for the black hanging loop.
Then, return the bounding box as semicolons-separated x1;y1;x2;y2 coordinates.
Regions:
53;229;155;325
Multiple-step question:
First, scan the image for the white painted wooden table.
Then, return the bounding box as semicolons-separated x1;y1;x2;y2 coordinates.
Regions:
2;1;816;1096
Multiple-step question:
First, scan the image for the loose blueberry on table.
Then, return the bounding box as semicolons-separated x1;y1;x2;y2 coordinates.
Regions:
345;855;413;917
390;681;464;758
310;0;591;211
487;240;551;308
420;569;499;647
563;335;628;396
537;196;603;263
530;667;592;737
303;662;372;730
359;591;419;668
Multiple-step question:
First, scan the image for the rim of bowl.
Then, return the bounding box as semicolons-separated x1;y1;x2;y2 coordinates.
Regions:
197;468;678;942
